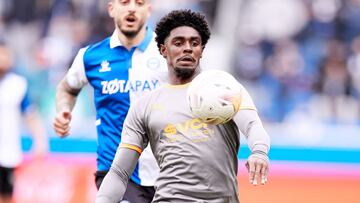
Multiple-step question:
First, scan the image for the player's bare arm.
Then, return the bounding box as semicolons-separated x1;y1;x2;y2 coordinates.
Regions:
52;78;81;137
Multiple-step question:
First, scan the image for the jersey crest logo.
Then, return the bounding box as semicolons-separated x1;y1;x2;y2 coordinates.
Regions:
99;60;112;72
147;57;160;70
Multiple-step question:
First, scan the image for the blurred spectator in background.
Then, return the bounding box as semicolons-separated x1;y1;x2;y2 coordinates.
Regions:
0;42;48;203
262;40;309;121
347;36;360;109
232;0;360;124
313;39;357;123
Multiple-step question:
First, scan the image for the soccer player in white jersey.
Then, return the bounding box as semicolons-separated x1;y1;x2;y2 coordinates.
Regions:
0;43;48;203
96;9;270;203
52;0;167;202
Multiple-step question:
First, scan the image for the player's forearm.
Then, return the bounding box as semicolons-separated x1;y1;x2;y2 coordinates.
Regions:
234;110;270;154
96;147;140;203
55;78;81;112
96;170;128;203
246;120;270;154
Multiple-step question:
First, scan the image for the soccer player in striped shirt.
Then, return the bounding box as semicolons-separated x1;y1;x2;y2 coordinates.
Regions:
52;0;167;202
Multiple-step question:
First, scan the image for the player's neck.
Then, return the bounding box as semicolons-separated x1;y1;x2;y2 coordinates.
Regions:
169;69;200;85
117;27;147;51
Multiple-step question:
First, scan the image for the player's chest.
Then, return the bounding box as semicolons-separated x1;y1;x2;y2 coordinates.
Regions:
147;93;218;145
85;54;165;95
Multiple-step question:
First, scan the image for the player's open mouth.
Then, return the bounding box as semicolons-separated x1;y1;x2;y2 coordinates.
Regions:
178;56;195;65
178;56;195;62
125;15;137;24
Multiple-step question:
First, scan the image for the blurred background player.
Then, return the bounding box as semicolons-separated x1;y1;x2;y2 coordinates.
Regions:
52;0;168;202
96;9;270;203
0;42;48;203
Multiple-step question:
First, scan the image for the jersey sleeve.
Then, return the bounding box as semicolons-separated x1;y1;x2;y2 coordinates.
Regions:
96;147;140;202
20;80;34;114
233;84;270;154
239;83;257;111
233;110;270;154
65;47;88;89
20;82;34;114
120;100;149;154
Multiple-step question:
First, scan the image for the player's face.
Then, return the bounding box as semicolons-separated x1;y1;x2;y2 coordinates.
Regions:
160;26;203;79
0;46;12;77
108;0;151;38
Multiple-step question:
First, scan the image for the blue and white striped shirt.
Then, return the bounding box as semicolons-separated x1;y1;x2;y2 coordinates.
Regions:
66;27;167;186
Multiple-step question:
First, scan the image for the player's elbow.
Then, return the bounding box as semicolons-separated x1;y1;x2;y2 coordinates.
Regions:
110;163;131;184
56;78;80;97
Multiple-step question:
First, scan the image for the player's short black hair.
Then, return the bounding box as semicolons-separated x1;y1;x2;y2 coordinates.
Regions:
155;9;211;51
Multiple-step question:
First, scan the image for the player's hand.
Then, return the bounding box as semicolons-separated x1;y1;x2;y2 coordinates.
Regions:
245;153;269;186
52;110;72;137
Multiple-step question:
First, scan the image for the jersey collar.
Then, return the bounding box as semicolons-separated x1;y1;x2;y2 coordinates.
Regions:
164;83;191;89
109;26;153;52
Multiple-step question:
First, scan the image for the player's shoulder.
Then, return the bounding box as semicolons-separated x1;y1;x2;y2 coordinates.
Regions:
2;72;28;92
85;37;111;53
80;37;112;64
140;85;164;99
138;33;167;71
145;34;160;53
135;85;166;106
5;72;26;84
72;37;111;61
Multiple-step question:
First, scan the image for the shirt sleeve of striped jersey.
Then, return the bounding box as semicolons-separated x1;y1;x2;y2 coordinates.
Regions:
66;47;89;89
119;100;149;154
20;83;34;114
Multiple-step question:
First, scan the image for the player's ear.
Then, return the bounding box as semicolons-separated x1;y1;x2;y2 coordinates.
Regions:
160;44;167;58
107;1;114;18
200;45;205;58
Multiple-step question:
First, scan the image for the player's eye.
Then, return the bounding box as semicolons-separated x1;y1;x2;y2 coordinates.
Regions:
191;41;200;47
136;0;145;5
174;41;182;46
119;0;129;5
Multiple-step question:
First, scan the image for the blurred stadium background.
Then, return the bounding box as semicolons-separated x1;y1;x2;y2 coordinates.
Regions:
1;0;360;202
